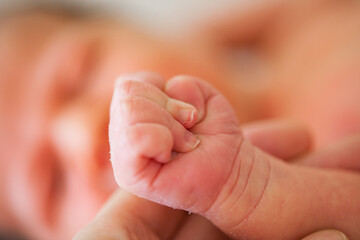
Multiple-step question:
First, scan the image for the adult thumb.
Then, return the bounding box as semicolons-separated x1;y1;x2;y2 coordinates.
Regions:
302;229;348;240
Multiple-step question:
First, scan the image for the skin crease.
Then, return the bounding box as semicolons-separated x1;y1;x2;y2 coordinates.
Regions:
75;118;313;240
109;73;360;239
75;118;355;240
1;0;360;238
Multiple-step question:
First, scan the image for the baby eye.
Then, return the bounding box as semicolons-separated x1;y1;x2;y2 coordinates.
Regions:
41;36;100;107
224;44;263;71
56;42;99;101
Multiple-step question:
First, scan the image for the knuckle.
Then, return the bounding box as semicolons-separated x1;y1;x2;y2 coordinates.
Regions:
118;80;139;96
118;97;139;122
118;95;173;127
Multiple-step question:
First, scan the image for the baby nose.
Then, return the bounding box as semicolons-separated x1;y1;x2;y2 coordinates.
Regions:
50;102;111;185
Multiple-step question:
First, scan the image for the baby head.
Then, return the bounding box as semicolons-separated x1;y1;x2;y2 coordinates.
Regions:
2;2;360;239
0;8;229;240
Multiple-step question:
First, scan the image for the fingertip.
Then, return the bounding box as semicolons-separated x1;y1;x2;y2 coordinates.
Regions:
184;131;201;150
301;230;348;240
165;75;206;122
171;122;201;153
178;109;196;128
156;151;172;164
167;98;198;128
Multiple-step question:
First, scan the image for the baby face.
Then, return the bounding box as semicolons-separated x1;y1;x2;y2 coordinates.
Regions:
264;3;360;147
202;1;360;147
2;4;360;239
0;11;226;240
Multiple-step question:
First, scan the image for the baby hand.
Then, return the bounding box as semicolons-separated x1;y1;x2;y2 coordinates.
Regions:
109;72;360;239
109;72;242;212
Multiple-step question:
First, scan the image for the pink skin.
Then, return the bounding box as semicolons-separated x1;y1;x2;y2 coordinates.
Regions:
0;12;227;240
75;118;356;240
2;3;360;238
110;73;241;212
109;72;360;239
74;119;314;240
201;0;360;148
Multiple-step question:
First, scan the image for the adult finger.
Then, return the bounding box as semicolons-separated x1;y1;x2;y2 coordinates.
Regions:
173;214;231;240
242;119;312;160
301;229;348;240
73;189;186;240
296;135;360;171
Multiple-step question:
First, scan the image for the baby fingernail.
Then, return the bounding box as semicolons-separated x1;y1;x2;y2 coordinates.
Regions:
179;109;195;126
185;131;200;149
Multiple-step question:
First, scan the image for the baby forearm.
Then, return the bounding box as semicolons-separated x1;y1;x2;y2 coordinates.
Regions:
109;73;360;240
204;140;360;239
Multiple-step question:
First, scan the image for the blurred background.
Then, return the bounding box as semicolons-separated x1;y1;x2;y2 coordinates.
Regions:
0;1;256;240
0;0;359;239
0;0;247;38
